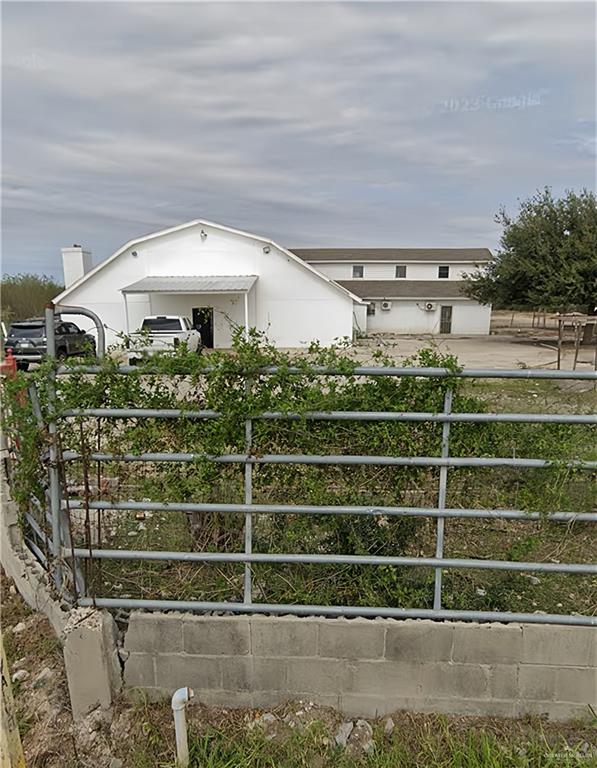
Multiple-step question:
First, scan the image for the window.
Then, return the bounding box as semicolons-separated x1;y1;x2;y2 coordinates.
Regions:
141;317;183;331
438;265;450;279
352;265;364;278
366;302;376;316
8;323;45;338
395;265;407;279
65;323;81;334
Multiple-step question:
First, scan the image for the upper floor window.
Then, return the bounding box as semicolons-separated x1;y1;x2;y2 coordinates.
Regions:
438;265;450;279
352;265;364;278
395;265;407;279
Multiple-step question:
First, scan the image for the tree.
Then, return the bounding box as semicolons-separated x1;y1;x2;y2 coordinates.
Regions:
464;188;597;313
0;273;64;324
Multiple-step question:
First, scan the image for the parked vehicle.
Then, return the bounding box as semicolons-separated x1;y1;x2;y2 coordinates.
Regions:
3;317;96;371
127;316;202;363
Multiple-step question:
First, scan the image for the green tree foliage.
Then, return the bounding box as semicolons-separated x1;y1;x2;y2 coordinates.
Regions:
464;188;597;311
1;273;64;324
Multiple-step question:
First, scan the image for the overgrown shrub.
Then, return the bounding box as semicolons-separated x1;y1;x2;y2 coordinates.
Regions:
2;329;594;610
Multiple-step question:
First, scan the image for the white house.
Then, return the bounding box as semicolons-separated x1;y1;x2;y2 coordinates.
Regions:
54;220;493;347
290;248;492;335
53;220;363;349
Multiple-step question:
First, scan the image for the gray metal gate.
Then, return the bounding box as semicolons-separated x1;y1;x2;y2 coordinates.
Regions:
17;305;597;627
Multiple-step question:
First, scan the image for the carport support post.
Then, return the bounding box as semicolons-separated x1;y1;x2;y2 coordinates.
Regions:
244;291;249;338
433;387;452;610
123;292;130;335
45;304;62;593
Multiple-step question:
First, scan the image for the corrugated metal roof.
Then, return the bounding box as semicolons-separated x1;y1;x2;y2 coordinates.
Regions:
337;280;470;299
291;248;492;263
122;275;258;294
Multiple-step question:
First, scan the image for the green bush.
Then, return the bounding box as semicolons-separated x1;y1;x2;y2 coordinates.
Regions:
2;328;594;610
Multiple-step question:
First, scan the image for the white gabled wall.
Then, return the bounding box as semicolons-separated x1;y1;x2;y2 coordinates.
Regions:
366;300;491;335
56;223;355;348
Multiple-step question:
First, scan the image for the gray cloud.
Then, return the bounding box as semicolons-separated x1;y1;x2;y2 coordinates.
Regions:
2;1;594;278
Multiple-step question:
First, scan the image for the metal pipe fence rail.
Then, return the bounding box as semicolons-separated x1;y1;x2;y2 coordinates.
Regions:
22;335;597;627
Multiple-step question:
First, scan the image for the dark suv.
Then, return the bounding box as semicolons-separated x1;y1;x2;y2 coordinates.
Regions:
4;317;96;371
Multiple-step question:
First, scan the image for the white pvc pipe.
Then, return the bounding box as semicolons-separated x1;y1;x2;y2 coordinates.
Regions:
171;686;194;767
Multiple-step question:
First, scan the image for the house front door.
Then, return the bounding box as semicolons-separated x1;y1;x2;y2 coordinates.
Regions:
192;307;214;348
440;305;453;334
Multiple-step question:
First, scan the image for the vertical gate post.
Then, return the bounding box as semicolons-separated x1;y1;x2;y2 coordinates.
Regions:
243;376;253;604
433;387;452;609
45;304;63;593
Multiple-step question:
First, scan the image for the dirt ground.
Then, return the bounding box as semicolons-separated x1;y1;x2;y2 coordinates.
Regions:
350;309;596;371
351;334;590;370
279;310;596;371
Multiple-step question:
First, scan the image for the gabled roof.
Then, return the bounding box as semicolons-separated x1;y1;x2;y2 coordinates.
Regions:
54;219;364;305
337;280;470;299
291;248;492;263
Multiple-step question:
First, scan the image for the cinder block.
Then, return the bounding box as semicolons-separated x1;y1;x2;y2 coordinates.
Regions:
183;616;250;656
251;690;295;710
124;653;156;688
319;619;384;659
522;625;596;667
284;691;340;710
339;693;398;718
520;699;589;722
155;654;221;692
417;697;518;718
222;657;253;691
125;612;183;654
519;665;556;701
348;661;422;698
421;663;489;699
63;609;122;720
286;658;350;694
555;667;597;704
251;616;317;657
198;690;254;709
386;621;453;663
488;665;518;700
253;657;288;691
452;624;522;665
125;686;169;704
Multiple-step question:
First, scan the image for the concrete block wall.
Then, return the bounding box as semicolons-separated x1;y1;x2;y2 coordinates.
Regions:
123;613;597;720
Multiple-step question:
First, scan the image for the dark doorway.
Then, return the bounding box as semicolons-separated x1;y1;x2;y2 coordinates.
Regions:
192;307;214;348
439;305;453;334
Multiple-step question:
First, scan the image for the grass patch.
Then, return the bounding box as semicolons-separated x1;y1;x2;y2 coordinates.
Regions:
116;702;597;768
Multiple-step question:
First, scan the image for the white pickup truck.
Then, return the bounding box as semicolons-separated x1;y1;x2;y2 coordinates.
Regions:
127;316;202;363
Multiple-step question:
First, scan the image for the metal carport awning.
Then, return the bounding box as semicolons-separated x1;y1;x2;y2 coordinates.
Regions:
121;275;258;294
121;275;258;334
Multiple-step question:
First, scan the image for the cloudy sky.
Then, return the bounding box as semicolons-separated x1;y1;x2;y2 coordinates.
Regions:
2;1;595;279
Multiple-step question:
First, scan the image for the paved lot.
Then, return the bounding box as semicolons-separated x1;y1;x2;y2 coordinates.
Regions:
352;334;595;371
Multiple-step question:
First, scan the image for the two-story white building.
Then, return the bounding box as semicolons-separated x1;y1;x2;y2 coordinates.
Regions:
291;248;492;335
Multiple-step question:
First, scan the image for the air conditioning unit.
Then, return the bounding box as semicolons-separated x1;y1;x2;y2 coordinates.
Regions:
423;302;436;311
381;300;392;311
